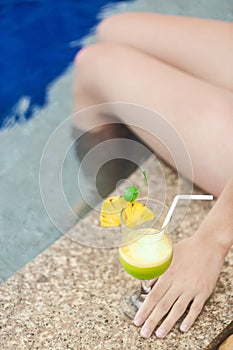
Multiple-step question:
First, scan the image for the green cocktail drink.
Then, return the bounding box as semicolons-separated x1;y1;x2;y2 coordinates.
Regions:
119;229;173;280
119;199;173;318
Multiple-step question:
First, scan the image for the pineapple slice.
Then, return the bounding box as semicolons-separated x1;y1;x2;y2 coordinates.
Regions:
100;196;127;227
122;201;155;227
100;196;154;228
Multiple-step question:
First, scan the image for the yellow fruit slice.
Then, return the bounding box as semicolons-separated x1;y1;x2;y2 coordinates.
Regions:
122;201;155;227
100;196;155;228
100;196;127;227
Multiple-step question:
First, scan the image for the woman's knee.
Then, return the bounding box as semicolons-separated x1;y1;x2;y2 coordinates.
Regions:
97;13;133;43
74;44;105;88
74;43;120;94
75;45;100;70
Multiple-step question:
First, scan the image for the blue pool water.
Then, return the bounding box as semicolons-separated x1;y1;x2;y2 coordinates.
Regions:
0;0;129;128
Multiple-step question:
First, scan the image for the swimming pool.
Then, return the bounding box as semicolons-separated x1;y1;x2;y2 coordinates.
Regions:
0;0;133;281
0;0;232;282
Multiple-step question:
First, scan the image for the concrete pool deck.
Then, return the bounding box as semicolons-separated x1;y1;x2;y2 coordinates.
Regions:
0;157;232;350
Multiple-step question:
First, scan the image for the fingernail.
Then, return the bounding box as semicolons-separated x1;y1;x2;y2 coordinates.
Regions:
180;323;189;332
141;327;151;338
156;328;166;338
134;317;143;326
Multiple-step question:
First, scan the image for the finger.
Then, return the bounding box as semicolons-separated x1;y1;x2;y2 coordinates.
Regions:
140;286;181;338
180;294;206;333
150;278;158;287
134;278;171;327
155;293;192;338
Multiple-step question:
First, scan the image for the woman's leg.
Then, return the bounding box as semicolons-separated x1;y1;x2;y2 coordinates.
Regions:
73;43;233;197
97;13;233;92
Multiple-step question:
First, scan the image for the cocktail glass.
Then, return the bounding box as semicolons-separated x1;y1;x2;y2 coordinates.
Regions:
119;199;173;318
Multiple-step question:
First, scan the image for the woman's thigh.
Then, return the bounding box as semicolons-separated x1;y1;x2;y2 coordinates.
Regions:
97;13;233;92
74;43;233;196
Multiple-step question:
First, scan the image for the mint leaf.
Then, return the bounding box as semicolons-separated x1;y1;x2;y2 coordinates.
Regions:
123;186;139;202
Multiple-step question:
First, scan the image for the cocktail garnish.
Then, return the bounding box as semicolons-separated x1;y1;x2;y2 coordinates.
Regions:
100;196;127;227
122;201;154;227
100;170;154;227
123;169;147;202
123;186;139;202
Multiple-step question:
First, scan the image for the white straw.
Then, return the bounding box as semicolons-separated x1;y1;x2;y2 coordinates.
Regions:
161;194;213;229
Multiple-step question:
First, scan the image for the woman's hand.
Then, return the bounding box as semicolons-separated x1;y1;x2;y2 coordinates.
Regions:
133;233;226;338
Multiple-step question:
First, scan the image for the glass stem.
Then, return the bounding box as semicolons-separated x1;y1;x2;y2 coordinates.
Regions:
140;280;151;298
130;280;152;311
